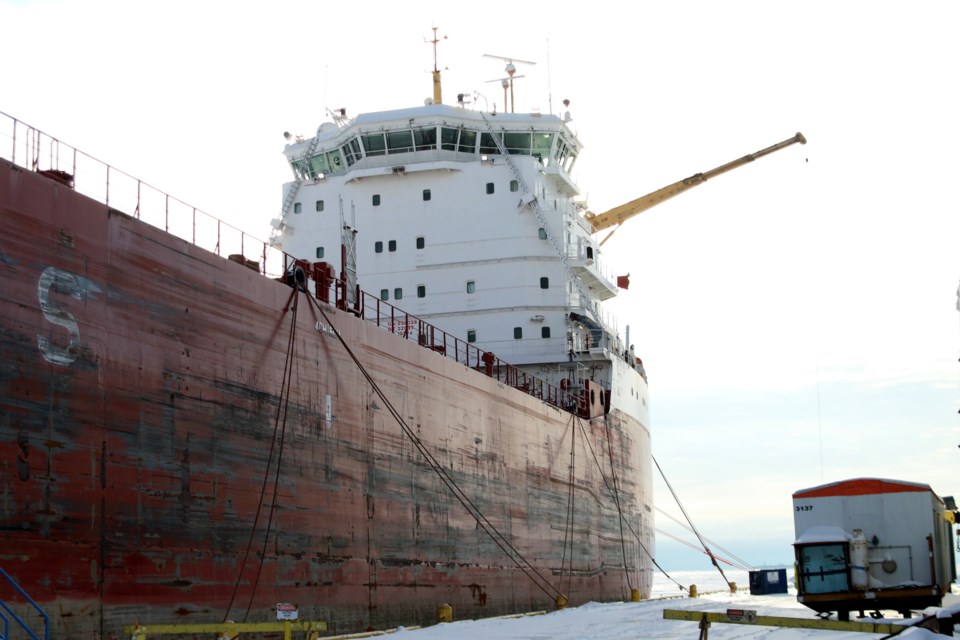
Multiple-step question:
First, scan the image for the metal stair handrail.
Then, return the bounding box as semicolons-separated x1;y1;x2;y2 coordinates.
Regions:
478;113;602;325
0;566;49;640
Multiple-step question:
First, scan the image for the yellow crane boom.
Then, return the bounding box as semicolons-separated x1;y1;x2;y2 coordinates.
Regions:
584;132;807;245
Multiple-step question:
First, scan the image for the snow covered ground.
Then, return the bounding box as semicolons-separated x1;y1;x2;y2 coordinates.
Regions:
392;570;954;639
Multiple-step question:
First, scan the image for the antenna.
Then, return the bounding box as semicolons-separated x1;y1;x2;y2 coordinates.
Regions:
546;38;553;115
482;53;536;113
425;27;448;104
486;75;526;112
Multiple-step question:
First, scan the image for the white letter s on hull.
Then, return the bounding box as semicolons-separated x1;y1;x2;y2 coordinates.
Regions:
37;266;102;366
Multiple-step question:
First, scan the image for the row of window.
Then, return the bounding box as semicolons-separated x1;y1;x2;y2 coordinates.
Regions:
378;277;551;301
464;326;552;343
289;125;578;182
293;181;519;214
314;229;547;260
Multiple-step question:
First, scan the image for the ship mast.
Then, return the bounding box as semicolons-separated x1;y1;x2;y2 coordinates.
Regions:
428;27;446;104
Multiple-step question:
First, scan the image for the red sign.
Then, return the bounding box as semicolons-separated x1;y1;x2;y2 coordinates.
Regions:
726;609;757;623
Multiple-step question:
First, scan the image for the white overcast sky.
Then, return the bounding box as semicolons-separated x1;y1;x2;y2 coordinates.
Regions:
3;0;959;570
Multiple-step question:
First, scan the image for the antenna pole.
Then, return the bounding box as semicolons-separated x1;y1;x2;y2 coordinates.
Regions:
429;27;444;104
546;38;553;115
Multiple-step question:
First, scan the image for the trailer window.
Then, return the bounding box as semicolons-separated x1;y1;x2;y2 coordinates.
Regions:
797;543;849;595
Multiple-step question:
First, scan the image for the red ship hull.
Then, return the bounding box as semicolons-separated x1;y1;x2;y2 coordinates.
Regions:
0;157;653;638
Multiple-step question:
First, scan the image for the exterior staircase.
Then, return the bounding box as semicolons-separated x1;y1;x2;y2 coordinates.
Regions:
0;566;49;640
478;113;603;325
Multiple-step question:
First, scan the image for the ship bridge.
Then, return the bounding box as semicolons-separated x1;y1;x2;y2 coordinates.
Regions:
283;105;581;193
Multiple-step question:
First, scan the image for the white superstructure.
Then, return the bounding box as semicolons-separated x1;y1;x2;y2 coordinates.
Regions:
274;100;647;424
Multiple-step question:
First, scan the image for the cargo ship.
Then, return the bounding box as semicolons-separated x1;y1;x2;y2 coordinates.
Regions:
0;52;655;637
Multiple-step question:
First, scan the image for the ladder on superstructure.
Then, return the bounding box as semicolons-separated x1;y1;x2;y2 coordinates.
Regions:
339;197;359;310
479;113;602;325
280;133;324;218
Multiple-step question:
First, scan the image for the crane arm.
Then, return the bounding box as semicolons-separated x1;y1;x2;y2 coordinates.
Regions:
584;132;806;245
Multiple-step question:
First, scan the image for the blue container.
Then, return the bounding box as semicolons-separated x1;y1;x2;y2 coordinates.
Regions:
749;568;789;595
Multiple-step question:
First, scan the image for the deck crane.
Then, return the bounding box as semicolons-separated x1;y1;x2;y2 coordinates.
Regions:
584;132;807;245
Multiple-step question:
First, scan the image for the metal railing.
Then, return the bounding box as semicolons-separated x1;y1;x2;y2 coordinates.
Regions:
0;110;293;281
0;566;49;640
1;109;590;418
304;264;588;415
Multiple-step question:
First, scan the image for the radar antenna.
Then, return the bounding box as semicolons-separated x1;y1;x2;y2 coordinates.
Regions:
483;53;536;113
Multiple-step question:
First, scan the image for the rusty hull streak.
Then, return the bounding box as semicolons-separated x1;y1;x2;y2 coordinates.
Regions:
0;158;654;637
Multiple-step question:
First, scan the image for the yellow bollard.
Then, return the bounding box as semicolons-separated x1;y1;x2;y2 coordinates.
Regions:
218;620;239;640
729;581;737;593
437;603;453;623
689;584;698;598
555;595;568;609
630;588;641;602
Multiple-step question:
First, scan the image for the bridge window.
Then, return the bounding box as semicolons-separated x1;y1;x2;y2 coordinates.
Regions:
380;289;389;301
308;154;330;177
459;130;477;153
510;180;519;192
540;277;549;289
466;281;476;294
503;132;531;155
315;247;324;259
416;236;425;249
538;228;547;240
388;240;397;252
315;200;324;212
480;132;501;155
423;189;431;201
414;127;437;151
555;139;570;169
417;285;426;298
375;241;383;253
362;133;387;157
513;327;522;339
326;150;343;172
290;159;310;181
467;330;477;343
442;127;479;153
342;139;362;166
533;133;554;163
486;183;494;195
372;194;381;206
293;202;302;214
394;288;403;300
387;130;415;154
441;127;459;151
542;326;551;338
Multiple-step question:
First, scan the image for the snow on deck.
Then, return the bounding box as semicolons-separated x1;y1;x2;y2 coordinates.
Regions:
396;570;952;640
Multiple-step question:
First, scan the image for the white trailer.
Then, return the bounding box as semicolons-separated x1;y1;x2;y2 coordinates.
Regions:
792;478;956;620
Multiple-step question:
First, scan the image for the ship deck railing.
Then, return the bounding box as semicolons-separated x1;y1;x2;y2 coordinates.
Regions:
0;110;595;419
308;268;591;417
0;110;292;283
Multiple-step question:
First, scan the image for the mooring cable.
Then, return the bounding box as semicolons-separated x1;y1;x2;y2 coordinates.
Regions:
559;412;578;599
655;507;753;571
304;292;564;602
654;455;735;591
575;416;686;592
223;287;300;622
242;290;301;620
601;415;634;593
